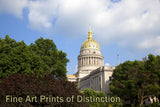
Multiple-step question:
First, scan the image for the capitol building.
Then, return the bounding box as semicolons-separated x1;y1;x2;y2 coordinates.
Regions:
67;27;115;94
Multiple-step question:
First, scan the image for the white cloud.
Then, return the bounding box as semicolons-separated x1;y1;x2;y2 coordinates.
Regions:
139;36;160;49
0;0;160;54
28;0;59;30
0;0;28;18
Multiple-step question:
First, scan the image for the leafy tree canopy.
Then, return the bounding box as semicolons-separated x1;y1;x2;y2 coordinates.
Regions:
109;54;160;106
0;73;88;106
0;35;69;79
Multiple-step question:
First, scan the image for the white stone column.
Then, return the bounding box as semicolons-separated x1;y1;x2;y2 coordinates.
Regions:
86;57;88;65
101;58;102;66
95;77;97;90
88;57;89;65
92;78;94;89
93;57;94;65
92;57;94;65
95;57;97;65
82;58;84;65
97;77;99;91
101;59;102;66
100;74;102;91
86;57;87;65
83;57;84;65
92;57;93;65
91;57;93;65
97;57;99;65
80;58;82;66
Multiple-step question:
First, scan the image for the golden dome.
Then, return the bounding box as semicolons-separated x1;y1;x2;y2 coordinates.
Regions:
81;27;100;50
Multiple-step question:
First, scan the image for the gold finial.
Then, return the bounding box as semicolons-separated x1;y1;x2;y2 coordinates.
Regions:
88;24;93;40
89;24;91;30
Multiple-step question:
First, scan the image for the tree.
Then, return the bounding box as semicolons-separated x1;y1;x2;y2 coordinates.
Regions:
144;54;160;103
29;37;69;78
109;61;141;105
0;73;88;106
0;35;69;79
109;55;160;106
83;88;122;107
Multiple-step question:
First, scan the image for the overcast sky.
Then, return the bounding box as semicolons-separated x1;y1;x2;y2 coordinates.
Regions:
0;0;160;75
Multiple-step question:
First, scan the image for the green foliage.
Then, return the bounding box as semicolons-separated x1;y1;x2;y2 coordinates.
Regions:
109;54;160;106
29;37;69;78
0;73;88;106
0;35;69;79
83;88;122;107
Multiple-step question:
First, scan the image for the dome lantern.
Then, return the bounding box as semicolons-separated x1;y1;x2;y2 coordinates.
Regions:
88;25;93;40
81;25;100;50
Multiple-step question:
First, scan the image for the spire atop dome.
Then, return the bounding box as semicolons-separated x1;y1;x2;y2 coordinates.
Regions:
81;25;100;50
88;24;93;40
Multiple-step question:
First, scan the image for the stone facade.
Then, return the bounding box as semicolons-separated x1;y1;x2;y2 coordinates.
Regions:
78;66;115;94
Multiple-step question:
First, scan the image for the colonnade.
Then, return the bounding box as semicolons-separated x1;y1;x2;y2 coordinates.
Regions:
78;56;103;67
90;76;101;91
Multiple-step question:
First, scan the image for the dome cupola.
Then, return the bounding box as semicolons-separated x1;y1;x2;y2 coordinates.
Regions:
81;27;100;50
77;26;104;79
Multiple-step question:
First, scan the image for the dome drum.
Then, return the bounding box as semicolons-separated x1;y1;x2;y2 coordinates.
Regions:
78;54;104;68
